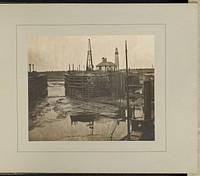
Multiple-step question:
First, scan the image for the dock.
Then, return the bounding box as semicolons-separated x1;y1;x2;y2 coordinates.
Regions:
28;72;48;108
64;71;111;98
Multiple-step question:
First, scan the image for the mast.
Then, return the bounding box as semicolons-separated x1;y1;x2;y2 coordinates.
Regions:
125;41;131;140
86;39;94;71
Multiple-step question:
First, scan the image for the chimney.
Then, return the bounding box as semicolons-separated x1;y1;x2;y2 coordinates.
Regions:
29;64;31;72
32;64;34;72
102;57;107;62
115;47;119;70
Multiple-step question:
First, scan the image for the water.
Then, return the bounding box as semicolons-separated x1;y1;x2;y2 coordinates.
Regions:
29;81;128;141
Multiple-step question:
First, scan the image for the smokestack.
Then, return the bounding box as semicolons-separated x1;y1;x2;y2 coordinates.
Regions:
29;64;31;72
69;64;71;71
115;47;119;70
72;64;74;70
32;64;34;72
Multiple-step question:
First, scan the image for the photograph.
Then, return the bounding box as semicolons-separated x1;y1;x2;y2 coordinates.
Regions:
28;35;155;141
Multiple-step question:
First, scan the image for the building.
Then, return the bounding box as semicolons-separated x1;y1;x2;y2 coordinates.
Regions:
96;57;117;71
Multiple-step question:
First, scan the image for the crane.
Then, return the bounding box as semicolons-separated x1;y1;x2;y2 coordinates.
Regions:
86;39;94;71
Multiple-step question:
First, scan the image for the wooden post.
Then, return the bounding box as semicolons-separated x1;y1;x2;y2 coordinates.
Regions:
29;64;31;72
144;80;151;120
125;41;131;140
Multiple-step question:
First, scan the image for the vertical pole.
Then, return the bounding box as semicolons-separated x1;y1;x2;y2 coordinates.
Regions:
125;41;131;140
69;64;71;71
86;51;89;71
32;64;34;72
144;80;151;120
120;72;122;106
29;64;31;72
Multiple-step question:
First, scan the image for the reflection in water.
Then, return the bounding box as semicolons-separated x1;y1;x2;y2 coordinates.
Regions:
70;112;97;124
70;113;95;135
29;81;127;141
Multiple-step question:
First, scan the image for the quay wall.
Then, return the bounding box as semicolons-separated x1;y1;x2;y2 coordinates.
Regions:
28;73;48;108
64;69;154;100
38;71;67;81
65;71;111;98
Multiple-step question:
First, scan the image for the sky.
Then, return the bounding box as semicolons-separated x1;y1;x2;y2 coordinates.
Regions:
27;35;154;72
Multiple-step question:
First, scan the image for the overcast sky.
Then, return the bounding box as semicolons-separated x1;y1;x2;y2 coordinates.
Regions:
28;35;154;72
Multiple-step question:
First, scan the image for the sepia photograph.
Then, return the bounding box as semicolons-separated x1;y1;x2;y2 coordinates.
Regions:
28;35;155;141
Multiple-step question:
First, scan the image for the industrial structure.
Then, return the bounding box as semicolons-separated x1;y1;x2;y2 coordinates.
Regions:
115;47;119;70
86;39;94;71
64;39;155;140
64;71;111;98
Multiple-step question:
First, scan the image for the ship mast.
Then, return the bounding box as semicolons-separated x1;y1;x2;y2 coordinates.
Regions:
125;41;131;140
86;39;94;71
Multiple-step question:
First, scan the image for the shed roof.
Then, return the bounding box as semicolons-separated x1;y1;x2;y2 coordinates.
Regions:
96;57;117;67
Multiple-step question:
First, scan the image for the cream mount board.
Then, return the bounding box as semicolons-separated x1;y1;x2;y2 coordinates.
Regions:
0;4;198;173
